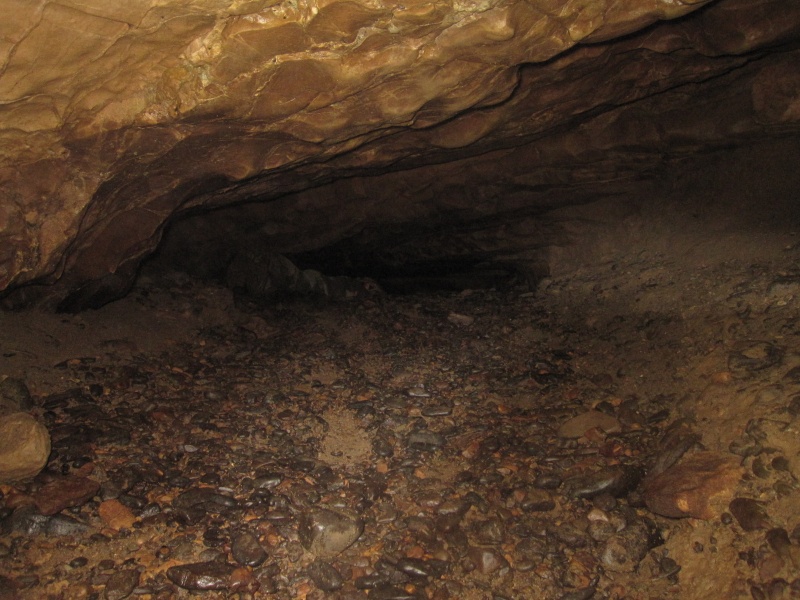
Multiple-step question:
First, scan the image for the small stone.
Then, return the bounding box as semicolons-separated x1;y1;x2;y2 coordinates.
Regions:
166;561;237;591
231;531;268;567
558;411;621;439
467;547;509;575
307;560;344;591
729;497;771;531
0;412;51;482
643;452;743;519
34;475;100;516
299;507;364;557
104;569;140;600
98;499;136;531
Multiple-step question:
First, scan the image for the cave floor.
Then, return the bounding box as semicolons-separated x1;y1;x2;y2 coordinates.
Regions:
1;239;800;600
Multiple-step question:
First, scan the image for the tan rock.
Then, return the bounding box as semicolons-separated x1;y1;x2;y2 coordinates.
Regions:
558;410;622;439
98;499;137;531
643;451;743;519
0;412;51;482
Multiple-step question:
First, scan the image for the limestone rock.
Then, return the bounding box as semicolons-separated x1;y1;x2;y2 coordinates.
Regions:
642;452;743;519
0;412;51;482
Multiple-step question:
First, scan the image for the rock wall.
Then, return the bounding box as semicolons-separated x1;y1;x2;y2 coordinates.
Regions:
1;0;799;308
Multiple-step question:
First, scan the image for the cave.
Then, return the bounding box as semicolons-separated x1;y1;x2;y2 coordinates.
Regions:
1;0;800;597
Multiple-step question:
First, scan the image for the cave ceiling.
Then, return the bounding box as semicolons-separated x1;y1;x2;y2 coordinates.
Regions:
0;0;799;309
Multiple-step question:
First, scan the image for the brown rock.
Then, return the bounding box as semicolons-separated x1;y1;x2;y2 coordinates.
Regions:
643;451;743;519
0;412;51;482
728;497;771;532
558;410;622;439
98;499;137;531
34;475;101;516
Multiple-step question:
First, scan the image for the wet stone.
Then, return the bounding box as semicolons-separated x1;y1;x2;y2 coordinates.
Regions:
307;560;344;591
104;569;140;600
299;507;364;557
166;561;237;591
231;531;267;566
729;497;771;531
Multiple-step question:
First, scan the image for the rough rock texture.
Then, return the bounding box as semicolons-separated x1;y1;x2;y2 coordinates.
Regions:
1;0;799;308
642;452;744;520
0;412;51;482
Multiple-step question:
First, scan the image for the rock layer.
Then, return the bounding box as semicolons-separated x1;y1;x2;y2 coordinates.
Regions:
0;0;799;308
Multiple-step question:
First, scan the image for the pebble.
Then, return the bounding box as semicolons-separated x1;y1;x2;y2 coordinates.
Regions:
231;531;267;566
103;569;140;600
166;561;237;591
307;560;344;591
299;507;364;557
729;497;771;531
